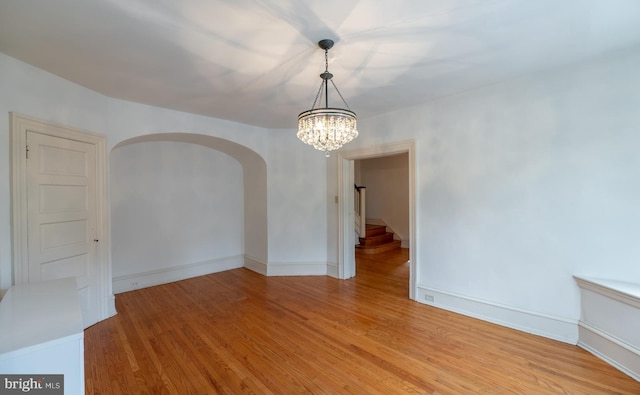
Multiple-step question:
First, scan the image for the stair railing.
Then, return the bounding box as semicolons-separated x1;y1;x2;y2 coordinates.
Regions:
354;184;366;237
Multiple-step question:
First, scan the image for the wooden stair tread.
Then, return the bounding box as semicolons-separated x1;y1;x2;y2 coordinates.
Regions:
356;239;402;254
358;232;394;246
364;224;387;237
358;224;401;254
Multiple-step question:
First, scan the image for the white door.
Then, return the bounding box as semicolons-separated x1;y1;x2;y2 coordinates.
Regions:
26;131;100;327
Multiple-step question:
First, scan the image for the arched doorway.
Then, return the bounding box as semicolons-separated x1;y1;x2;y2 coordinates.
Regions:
111;133;267;292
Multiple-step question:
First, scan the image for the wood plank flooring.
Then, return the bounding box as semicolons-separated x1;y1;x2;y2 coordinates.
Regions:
85;249;640;394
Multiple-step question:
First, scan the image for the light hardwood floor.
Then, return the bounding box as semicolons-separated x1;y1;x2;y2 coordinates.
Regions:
85;249;640;394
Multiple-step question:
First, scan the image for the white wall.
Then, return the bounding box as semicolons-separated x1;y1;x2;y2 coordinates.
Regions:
0;52;329;297
102;101;328;273
359;153;410;243
329;45;640;342
110;141;243;279
263;130;329;275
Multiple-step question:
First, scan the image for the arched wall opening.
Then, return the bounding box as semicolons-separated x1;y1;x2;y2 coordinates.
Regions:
110;133;267;293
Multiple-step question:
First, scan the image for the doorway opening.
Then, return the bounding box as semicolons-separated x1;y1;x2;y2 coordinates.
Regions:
337;141;417;300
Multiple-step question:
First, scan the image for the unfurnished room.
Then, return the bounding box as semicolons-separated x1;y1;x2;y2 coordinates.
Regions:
1;1;640;394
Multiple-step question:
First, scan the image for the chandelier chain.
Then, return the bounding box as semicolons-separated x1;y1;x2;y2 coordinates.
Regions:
310;79;324;110
325;47;329;72
330;79;352;111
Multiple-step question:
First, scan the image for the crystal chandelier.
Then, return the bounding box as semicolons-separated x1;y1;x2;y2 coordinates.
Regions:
297;39;358;157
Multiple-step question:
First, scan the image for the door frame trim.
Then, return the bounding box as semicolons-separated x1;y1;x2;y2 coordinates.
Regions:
10;113;115;321
336;140;417;300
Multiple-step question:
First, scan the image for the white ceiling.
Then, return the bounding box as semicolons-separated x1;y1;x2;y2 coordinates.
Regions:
1;0;640;129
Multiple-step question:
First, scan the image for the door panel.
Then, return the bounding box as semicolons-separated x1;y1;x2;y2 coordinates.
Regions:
26;131;99;327
40;254;89;280
40;185;88;212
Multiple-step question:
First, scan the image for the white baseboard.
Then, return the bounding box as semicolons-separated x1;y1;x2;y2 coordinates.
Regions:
113;255;331;293
327;262;339;278
113;255;244;293
574;276;640;382
417;285;578;344
244;254;267;276
244;255;330;277
266;261;327;276
578;321;640;382
105;294;117;318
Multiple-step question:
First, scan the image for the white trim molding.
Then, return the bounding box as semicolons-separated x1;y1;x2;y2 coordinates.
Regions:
244;254;267;276
113;255;244;294
574;276;640;309
417;284;579;344
326;262;339;278
574;276;640;381
245;256;331;277
578;322;640;382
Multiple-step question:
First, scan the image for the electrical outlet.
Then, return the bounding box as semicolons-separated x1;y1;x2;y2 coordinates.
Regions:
425;294;434;302
131;281;139;287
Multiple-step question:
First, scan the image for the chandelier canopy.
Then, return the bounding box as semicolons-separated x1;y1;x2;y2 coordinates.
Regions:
297;39;358;157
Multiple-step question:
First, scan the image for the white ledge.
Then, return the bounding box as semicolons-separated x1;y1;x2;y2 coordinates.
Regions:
574;276;640;309
574;275;640;381
0;277;83;354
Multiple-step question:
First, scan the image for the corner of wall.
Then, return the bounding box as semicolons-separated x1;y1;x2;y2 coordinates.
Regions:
327;262;339;278
244;254;267;276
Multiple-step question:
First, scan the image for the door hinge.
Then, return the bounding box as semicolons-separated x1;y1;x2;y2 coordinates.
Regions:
26;144;29;159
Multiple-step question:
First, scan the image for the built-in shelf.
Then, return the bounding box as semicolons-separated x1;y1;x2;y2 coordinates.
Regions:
574;275;640;382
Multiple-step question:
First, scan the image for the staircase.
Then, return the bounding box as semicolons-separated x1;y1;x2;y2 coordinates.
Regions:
356;224;401;254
